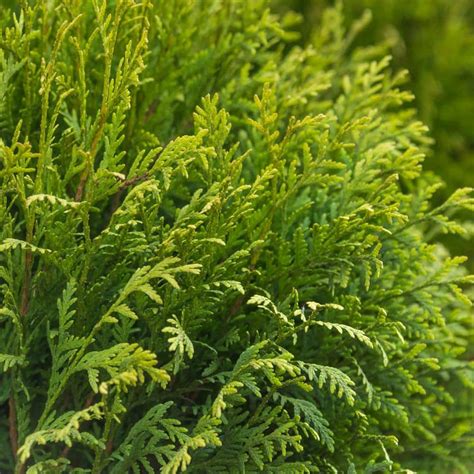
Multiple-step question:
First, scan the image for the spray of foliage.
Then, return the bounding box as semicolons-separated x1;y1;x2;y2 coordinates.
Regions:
275;0;474;269
0;1;473;473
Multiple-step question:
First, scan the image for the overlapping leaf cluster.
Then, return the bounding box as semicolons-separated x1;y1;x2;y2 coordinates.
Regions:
276;0;474;269
0;1;472;473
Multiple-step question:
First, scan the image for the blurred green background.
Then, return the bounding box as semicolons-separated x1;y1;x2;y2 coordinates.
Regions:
274;0;474;270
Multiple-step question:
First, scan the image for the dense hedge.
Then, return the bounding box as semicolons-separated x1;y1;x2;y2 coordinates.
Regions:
0;1;473;473
275;0;474;269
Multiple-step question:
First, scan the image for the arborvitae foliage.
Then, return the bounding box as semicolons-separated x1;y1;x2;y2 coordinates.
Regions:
276;0;474;270
0;1;472;473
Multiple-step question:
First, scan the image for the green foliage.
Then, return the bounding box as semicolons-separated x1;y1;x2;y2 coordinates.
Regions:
0;1;472;473
276;0;474;269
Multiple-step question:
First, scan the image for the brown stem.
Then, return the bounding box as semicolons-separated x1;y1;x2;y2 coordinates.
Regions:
75;113;108;202
74;170;88;202
105;173;149;226
105;436;114;457
144;101;157;123
119;173;149;191
60;392;96;458
229;295;245;317
8;396;18;461
9;393;25;473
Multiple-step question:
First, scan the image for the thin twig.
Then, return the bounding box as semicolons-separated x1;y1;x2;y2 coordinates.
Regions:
8;395;18;461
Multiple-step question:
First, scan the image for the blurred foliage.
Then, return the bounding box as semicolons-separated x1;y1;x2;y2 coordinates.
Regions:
274;0;474;268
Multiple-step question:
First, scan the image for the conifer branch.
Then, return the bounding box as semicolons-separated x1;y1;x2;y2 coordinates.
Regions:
0;2;472;473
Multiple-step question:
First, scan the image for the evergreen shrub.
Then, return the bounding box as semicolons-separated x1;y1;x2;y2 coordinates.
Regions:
276;0;474;268
0;1;473;473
